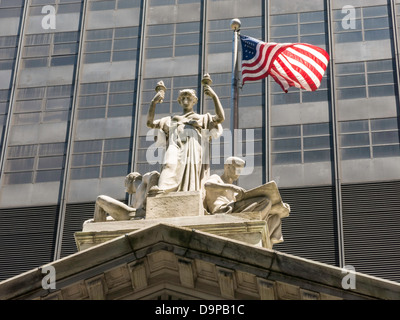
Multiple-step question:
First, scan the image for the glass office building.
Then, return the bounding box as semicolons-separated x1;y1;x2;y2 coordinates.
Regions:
0;0;399;284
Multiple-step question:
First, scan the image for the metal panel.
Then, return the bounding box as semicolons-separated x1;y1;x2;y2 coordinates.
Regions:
60;199;127;258
341;158;400;184
270;0;325;14
60;202;95;258
0;205;58;281
342;181;400;282
273;185;340;266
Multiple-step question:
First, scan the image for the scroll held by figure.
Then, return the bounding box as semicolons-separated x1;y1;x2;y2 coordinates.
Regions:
146;75;224;194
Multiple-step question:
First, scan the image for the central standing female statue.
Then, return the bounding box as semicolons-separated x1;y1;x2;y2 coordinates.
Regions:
147;76;225;193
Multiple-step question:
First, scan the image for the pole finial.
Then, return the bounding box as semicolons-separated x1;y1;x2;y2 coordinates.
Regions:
230;18;241;31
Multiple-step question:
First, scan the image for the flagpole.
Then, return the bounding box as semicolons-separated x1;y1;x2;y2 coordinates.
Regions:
230;18;241;157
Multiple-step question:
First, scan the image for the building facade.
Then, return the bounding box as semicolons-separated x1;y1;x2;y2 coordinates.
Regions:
0;0;399;284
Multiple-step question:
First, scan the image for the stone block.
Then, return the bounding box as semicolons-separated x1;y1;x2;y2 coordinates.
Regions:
146;191;204;219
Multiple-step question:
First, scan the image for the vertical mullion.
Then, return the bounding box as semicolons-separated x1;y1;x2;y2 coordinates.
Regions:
368;119;373;159
49;33;54;67
327;0;345;268
361;5;365;42
172;23;177;58
54;0;88;260
199;0;207;115
105;81;110;120
99;138;105;178
264;0;271;182
33;142;40;184
300;125;304;164
130;0;148;207
39;86;47;130
365;61;369;99
110;27;116;63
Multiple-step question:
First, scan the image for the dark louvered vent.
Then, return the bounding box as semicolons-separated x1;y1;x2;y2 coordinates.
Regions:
273;185;340;266
60;202;96;258
60;199;128;258
342;181;400;283
0;205;58;281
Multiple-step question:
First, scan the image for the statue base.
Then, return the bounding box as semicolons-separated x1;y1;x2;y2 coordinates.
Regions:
75;213;271;251
146;191;204;219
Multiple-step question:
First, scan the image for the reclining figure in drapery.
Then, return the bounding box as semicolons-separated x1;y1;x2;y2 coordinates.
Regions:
89;171;159;223
204;156;290;245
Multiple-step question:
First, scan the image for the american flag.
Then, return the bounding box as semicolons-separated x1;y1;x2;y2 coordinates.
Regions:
240;35;330;92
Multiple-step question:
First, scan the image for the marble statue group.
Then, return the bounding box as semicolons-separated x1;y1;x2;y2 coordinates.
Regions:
90;74;290;246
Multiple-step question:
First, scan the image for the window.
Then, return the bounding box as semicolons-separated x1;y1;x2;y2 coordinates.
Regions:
0;0;24;18
270;11;327;47
270;11;329;105
29;0;83;16
270;72;330;105
198;72;264;170
333;5;392;43
336;59;396;100
149;0;198;6
0;89;10;123
208;16;262;54
70;138;131;179
141;75;198;116
13;85;73;125
203;72;231;116
22;32;80;68
146;21;201;59
271;122;332;165
0;36;19;70
339;117;400;160
0;89;10;150
89;0;140;11
84;26;140;63
77;80;136;119
3;142;66;184
209;128;264;171
202;71;265;123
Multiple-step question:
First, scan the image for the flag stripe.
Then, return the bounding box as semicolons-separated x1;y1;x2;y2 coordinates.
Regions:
270;69;289;92
284;53;321;90
270;66;293;92
295;44;329;66
286;47;326;76
277;54;312;91
239;34;330;92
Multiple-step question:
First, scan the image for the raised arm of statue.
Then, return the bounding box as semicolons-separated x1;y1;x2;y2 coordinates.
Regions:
202;74;225;124
147;81;166;128
204;85;225;124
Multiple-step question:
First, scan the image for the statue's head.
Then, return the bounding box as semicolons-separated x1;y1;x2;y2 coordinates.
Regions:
125;172;142;194
224;156;245;181
177;89;198;109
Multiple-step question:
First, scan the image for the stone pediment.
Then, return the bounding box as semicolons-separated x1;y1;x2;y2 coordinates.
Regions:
1;223;400;300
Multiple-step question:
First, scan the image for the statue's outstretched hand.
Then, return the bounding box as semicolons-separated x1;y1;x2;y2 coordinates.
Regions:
152;90;165;104
204;85;217;99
